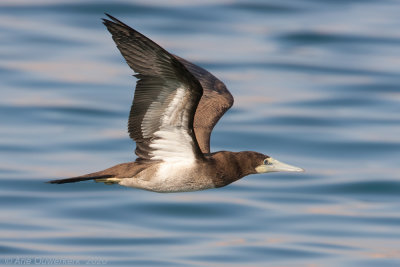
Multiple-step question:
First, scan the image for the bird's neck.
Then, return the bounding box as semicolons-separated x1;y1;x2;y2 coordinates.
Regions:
207;151;257;187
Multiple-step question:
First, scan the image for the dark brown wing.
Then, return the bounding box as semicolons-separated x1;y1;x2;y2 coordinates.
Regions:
174;56;234;153
103;14;203;162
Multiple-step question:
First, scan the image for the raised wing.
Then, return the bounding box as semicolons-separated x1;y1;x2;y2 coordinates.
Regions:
174;56;234;154
103;14;203;162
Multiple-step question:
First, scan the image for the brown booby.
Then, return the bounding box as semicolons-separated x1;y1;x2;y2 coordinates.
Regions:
49;14;304;192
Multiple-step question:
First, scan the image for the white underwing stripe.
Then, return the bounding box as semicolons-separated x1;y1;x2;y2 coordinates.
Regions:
143;87;196;162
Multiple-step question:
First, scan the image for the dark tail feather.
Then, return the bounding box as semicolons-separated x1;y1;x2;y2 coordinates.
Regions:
47;175;114;184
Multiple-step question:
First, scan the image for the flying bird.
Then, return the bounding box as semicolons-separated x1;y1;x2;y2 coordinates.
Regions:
49;14;304;192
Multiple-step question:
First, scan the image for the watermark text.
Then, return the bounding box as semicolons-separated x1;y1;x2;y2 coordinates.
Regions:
2;257;107;265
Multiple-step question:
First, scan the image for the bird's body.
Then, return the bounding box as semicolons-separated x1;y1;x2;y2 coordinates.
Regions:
49;14;303;192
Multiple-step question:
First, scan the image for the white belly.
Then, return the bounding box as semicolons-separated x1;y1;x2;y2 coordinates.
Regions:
119;161;214;193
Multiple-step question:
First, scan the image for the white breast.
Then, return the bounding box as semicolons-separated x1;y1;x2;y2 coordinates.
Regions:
119;161;214;193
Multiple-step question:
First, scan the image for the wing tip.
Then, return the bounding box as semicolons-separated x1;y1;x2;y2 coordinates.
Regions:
102;14;116;28
102;13;129;27
104;13;117;22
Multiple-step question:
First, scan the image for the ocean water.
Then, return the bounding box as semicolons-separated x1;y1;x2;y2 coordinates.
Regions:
1;0;400;266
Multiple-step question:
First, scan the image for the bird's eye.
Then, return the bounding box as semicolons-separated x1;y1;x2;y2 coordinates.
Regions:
263;159;270;165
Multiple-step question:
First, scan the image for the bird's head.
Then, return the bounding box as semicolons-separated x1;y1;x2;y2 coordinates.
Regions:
211;151;304;187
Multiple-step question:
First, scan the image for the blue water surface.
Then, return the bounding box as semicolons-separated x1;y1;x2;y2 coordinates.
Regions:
1;0;400;266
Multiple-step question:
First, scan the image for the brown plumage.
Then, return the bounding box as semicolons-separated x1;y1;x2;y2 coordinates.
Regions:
174;55;233;153
48;14;303;192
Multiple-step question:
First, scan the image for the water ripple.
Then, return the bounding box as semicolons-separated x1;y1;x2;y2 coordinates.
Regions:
1;1;400;266
279;31;400;46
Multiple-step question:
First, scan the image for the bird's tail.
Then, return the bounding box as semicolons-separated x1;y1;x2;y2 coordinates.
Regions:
48;174;116;184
